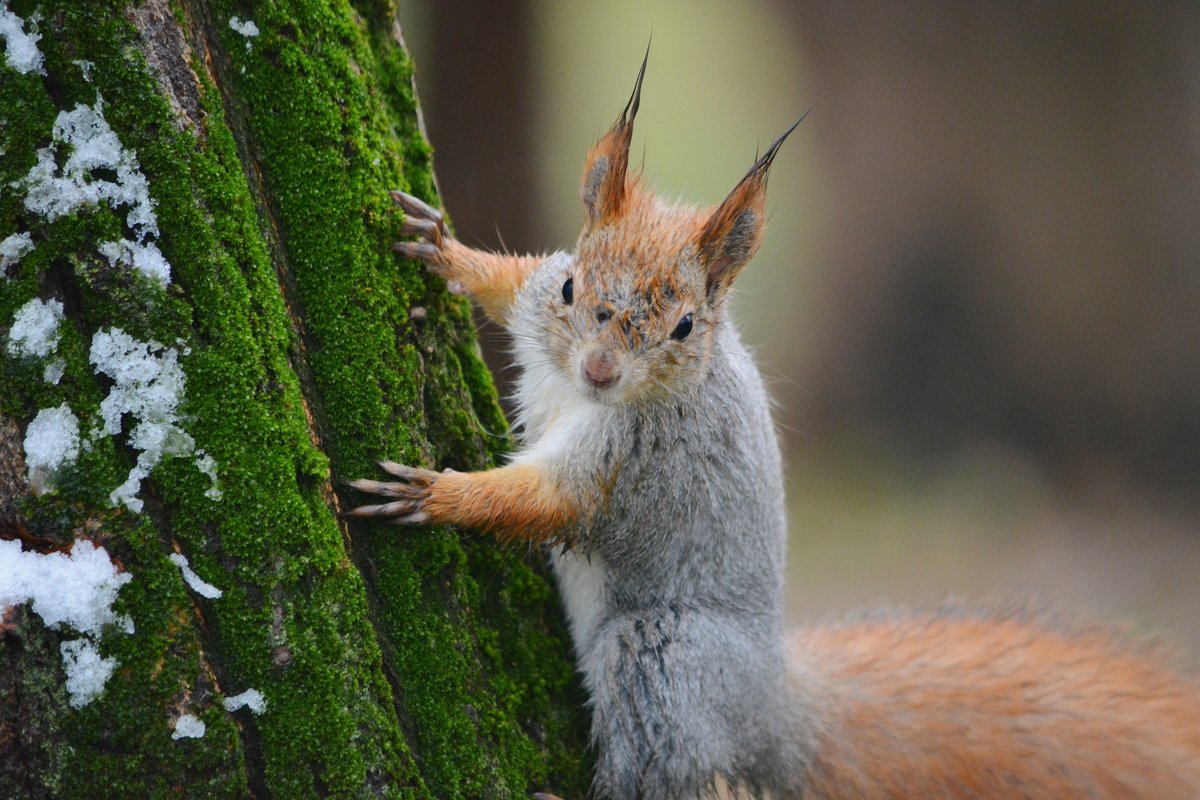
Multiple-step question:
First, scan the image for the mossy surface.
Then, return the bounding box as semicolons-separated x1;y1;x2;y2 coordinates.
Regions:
0;1;589;798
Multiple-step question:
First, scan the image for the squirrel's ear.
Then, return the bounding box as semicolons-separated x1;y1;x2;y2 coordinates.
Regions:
581;45;649;230
697;115;806;298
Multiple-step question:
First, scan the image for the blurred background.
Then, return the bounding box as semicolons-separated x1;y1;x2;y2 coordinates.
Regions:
397;1;1200;650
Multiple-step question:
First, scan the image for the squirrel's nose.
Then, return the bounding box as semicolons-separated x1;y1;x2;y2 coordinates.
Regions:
583;350;620;390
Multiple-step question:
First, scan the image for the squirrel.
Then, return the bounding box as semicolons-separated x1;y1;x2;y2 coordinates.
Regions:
350;50;1200;799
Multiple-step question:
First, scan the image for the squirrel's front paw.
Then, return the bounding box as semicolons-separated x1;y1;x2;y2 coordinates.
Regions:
347;460;452;524
389;190;465;293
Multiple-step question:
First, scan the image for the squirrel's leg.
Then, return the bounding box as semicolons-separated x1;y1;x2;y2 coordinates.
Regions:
390;190;540;327
347;460;576;543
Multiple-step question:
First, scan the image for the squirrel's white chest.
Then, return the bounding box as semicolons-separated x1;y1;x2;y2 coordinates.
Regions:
549;547;609;661
512;365;612;658
510;358;612;463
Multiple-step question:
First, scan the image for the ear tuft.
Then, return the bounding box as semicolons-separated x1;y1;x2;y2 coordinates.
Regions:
697;112;808;297
580;43;650;229
697;183;767;298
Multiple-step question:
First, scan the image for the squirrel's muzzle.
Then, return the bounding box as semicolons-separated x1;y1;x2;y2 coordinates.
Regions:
582;349;621;390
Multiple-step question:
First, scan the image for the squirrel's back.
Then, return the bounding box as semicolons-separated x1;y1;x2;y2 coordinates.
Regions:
791;605;1200;798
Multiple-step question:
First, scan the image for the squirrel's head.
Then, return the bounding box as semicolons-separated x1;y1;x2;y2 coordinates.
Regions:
554;47;801;405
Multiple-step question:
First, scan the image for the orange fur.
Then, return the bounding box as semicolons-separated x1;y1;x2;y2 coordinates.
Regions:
577;181;707;262
574;183;709;328
439;240;540;326
790;609;1200;798
425;463;578;543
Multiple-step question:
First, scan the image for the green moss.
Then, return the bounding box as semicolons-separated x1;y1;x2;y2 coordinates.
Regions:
207;0;590;795
2;7;248;794
1;0;588;797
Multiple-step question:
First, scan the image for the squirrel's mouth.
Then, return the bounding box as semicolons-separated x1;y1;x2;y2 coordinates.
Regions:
584;371;619;391
581;377;625;405
576;372;631;407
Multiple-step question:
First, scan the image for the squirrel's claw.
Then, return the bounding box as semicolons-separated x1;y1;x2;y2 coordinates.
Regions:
399;216;445;245
347;501;429;523
345;478;423;498
345;462;440;525
378;460;436;482
392;240;443;264
390;189;444;227
391;190;453;278
392;190;447;243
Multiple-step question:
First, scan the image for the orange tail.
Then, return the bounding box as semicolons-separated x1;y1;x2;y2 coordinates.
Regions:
790;606;1200;798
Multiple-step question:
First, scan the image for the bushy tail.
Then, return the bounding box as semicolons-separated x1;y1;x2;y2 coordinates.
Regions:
789;605;1200;798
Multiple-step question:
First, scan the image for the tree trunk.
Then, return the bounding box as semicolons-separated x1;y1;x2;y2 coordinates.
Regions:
0;2;589;798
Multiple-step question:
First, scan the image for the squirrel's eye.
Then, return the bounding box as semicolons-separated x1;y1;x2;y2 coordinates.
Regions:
671;313;693;341
562;277;574;305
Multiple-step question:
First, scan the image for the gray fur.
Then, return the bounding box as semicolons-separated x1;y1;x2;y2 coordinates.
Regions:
506;254;814;799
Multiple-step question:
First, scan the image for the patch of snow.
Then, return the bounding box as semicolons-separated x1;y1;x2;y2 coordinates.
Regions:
0;538;131;634
72;58;94;82
229;16;259;37
20;97;154;233
0;231;34;277
43;358;65;384
108;469;147;512
15;96;173;286
59;638;118;708
223;688;267;715
89;328;194;512
194;451;222;500
87;331;222;510
97;238;171;286
229;16;258;53
6;296;63;358
0;538;134;708
168;553;222;599
171;713;205;740
0;4;45;75
23;403;80;493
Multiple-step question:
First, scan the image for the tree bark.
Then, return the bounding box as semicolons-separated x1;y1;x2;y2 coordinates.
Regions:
0;1;589;798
